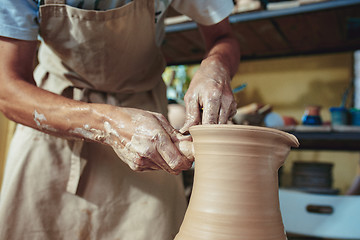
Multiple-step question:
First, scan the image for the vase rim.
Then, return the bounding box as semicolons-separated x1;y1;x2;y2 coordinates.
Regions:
189;124;300;148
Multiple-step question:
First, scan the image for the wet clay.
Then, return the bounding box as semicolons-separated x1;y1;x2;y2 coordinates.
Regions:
175;125;299;240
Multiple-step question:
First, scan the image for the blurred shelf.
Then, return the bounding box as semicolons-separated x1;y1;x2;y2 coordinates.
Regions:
274;125;360;151
287;130;360;151
162;0;360;65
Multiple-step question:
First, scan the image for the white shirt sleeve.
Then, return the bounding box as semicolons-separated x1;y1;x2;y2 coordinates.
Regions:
171;0;234;26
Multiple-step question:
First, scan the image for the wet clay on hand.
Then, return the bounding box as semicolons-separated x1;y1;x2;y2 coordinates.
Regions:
175;125;299;240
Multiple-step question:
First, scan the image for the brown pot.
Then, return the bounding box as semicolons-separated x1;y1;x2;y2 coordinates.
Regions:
175;125;299;240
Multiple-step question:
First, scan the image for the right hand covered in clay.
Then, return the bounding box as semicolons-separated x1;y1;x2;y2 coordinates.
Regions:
86;106;194;174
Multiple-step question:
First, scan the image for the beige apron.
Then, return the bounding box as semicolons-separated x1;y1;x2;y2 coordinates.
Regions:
0;0;187;239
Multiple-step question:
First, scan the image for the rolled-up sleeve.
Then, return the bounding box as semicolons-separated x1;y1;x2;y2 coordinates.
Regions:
171;0;234;26
0;0;39;40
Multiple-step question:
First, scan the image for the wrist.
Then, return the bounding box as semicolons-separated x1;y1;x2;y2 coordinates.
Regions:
66;103;114;144
200;55;232;83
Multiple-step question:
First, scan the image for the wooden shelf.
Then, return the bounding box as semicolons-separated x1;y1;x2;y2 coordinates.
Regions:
162;0;360;65
162;0;360;151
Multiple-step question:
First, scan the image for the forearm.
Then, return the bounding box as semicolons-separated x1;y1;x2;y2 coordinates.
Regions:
198;18;240;80
202;34;240;79
0;37;96;141
0;74;193;173
0;77;110;142
0;37;193;173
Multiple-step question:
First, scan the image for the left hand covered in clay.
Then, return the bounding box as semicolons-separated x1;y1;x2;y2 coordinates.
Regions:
180;59;237;132
180;18;240;133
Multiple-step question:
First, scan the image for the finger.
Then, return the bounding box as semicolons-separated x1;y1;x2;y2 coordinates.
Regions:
119;133;177;173
180;100;201;134
148;153;180;174
132;161;163;172
219;99;237;124
116;149;163;172
154;132;193;172
152;113;193;168
218;106;228;124
229;101;238;119
174;139;194;162
153;113;179;141
140;142;180;174
202;95;221;125
153;114;192;154
175;132;192;142
157;119;194;162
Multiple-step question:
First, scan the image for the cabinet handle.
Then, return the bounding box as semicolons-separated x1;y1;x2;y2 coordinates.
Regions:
306;204;333;214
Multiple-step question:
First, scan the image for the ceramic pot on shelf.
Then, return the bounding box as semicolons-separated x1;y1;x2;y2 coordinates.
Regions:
174;125;299;240
302;105;323;125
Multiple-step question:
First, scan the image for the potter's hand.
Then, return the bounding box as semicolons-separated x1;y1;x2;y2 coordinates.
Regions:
0;35;193;174
180;58;237;133
179;18;239;133
99;107;194;174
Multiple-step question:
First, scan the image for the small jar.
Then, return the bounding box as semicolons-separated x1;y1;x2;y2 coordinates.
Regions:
350;108;360;126
302;105;322;125
329;107;348;126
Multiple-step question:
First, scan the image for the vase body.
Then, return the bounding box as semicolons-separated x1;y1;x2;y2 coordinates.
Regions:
175;125;299;240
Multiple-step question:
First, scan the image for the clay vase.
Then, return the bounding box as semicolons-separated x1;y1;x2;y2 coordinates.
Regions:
175;125;299;240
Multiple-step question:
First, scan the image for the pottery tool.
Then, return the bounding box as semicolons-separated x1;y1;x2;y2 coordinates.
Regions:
232;83;247;93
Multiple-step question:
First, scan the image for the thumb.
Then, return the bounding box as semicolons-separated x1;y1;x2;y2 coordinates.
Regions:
179;112;200;134
176;138;194;161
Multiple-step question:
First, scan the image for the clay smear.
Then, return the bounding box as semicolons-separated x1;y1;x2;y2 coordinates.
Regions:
69;115;192;172
33;110;57;132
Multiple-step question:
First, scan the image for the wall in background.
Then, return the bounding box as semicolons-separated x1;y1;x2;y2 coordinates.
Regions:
232;52;354;121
